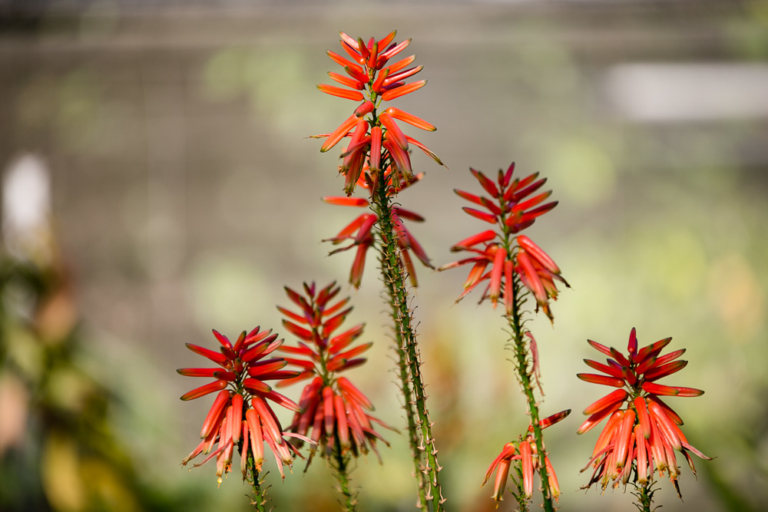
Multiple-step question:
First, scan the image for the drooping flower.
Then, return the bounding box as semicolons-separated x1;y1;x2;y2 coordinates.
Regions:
178;328;310;483
439;163;568;320
322;171;432;288
481;410;569;506
313;31;443;195
276;282;394;464
577;328;711;496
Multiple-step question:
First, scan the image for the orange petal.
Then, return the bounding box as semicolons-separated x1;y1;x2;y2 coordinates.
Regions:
321;115;358;153
381;79;426;101
316;84;364;101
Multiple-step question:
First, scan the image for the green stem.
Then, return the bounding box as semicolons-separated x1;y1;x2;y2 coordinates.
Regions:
244;448;267;512
373;172;445;511
331;435;357;511
636;479;654;512
512;463;531;512
507;274;554;512
382;265;429;511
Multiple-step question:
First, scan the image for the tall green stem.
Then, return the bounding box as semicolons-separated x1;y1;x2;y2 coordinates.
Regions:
381;265;429;511
372;171;445;511
506;274;555;512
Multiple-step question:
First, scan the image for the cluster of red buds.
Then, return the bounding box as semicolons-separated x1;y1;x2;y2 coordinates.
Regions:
276;282;394;463
314;31;442;195
578;328;711;495
482;410;569;505
439;163;568;320
322;171;432;288
178;328;309;482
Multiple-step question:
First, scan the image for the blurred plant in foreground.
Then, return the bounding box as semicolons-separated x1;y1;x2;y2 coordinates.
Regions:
1;155;194;512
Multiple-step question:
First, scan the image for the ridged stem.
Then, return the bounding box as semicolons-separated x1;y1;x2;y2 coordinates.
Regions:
331;435;357;511
635;479;654;512
506;273;555;512
243;447;267;512
381;264;429;511
372;171;445;511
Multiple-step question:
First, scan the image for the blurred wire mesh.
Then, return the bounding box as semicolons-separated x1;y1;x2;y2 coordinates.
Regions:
1;1;767;511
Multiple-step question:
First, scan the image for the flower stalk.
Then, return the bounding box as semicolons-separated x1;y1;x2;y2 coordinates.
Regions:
442;164;568;509
373;170;445;511
314;32;445;510
506;275;555;512
382;268;429;510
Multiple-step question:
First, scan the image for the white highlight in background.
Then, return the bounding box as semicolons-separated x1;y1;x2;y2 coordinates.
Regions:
605;64;768;122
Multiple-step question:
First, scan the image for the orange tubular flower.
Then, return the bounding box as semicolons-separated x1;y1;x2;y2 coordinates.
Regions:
276;282;394;465
439;163;568;320
481;410;569;506
179;328;310;483
322;171;433;288
577;328;711;497
314;31;443;195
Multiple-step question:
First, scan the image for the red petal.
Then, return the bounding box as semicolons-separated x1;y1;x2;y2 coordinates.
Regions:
316;84;364;101
181;379;228;401
381;79;426;101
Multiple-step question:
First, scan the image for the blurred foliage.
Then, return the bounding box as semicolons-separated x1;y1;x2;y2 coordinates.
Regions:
0;245;211;511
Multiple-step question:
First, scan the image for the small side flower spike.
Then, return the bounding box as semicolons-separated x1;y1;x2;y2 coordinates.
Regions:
481;410;569;507
322;171;432;288
577;328;711;497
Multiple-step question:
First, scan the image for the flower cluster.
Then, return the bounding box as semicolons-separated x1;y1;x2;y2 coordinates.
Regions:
482;410;569;505
578;328;711;495
323;171;432;288
315;31;442;194
178;328;308;482
276;282;393;463
440;163;568;320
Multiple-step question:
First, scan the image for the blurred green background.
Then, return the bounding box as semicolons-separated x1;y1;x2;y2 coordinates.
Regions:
1;1;767;511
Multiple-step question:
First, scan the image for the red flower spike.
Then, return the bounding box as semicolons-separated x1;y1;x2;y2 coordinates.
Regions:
442;164;568;319
278;283;389;464
178;325;303;483
578;328;710;496
316;34;439;196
